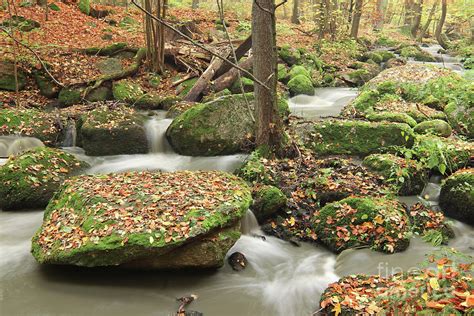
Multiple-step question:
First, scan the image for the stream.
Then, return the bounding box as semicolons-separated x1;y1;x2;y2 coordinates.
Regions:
1;47;473;315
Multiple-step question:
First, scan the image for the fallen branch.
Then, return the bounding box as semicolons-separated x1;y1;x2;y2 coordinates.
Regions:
208;56;253;93
0;25;64;87
172;73;197;87
131;0;269;91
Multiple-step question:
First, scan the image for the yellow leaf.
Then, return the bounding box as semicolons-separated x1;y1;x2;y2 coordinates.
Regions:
288;217;296;227
422;293;428;301
429;277;440;290
374;215;384;225
332;303;341;316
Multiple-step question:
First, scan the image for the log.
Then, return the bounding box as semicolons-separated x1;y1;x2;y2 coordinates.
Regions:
183;49;231;102
207;56;253;94
213;35;252;79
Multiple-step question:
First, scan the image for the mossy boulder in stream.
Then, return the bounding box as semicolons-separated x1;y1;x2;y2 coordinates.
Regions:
0;108;65;146
80;105;148;156
278;45;301;66
31;171;252;268
439;168;474;225
287;74;314;96
0;61;27;91
166;94;289;156
313;197;410;253
251;185;287;223
295;120;414;156
0;147;86;210
363;153;427;196
398;45;436;62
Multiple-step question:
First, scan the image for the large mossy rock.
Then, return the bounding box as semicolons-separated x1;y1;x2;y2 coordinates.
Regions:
342;63;381;87
363;153;427;196
112;79;175;110
31;171;252;268
33;70;59;98
0;61;27;91
58;87;83;107
166;94;289;156
413;119;452;137
0;108;65;146
0;147;86;210
444;97;473;139
278;44;301;66
439;168;474;225
1;15;40;32
295;119;414;156
80;105;148;156
251;185;287;223
287;74;314;96
313;197;410;253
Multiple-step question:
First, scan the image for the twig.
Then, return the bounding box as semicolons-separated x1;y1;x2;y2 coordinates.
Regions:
254;0;274;15
131;0;270;91
171;73;197;87
0;26;64;87
293;27;316;36
275;0;288;9
216;0;255;123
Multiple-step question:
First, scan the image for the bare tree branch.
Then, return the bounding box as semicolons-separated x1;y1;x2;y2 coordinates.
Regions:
254;0;274;15
131;0;270;91
275;0;288;9
0;26;64;87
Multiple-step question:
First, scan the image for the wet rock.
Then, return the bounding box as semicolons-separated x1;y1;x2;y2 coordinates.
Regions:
31;171;252;268
0;108;65;146
79;104;148;156
166;101;198;119
313;196;411;253
287;74;314;96
0;61;27;91
439;168;474;225
58;87;83;107
341;63;381;87
85;85;113;102
295;119;414;156
413;119;452;137
397;45;436;62
228;252;248;271
96;58;123;75
363;153;427;196
0;136;44;157
251;185;287;222
112;79;170;110
166;94;289;156
0;147;86;210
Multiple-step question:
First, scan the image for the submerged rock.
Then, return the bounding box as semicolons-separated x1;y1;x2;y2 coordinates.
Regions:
31;171;252;268
166;94;289;156
439;168;474;225
228;252;248;271
0;147;86;210
313;196;410;253
287;74;314;96
362;153;427;196
80;104;148;156
295;119;414;156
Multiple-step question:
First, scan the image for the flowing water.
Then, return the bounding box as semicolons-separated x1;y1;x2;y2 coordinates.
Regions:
1;101;473;316
288;87;358;119
411;44;465;73
0;136;44;158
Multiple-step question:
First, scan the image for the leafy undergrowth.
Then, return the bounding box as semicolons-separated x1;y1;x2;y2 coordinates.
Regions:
409;203;454;246
238;151;391;242
367;64;454;87
34;171;250;256
320;249;473;315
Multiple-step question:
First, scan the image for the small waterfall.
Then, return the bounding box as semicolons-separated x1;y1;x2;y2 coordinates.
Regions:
240;210;260;235
62;120;77;148
144;113;173;153
0;136;44;158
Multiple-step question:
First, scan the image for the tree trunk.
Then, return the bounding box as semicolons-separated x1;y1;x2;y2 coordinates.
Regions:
373;0;385;30
144;0;166;73
410;0;423;38
416;0;437;42
435;0;448;49
291;0;300;24
350;0;363;38
404;0;415;26
252;0;283;152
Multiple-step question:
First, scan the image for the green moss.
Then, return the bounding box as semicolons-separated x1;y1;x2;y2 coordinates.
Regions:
444;99;473;139
439;169;474;225
366;112;417;127
287;74;314;97
363;153;427;195
229;77;254;94
0;147;86;210
33;70;59;98
119;16;138;28
113;79;165;110
289;65;311;79
349;90;380;114
413;119;452;137
313;197;410;253
178;78;198;98
251;185;287;222
399;46;436;62
48;3;60;11
78;0;90;15
279;44;301;66
297;120;415;156
379;51;396;62
0;61;27;91
58;88;82;107
367;52;383;64
86;86;112;102
277;64;289;82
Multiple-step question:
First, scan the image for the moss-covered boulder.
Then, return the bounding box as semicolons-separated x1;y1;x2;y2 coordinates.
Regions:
31;171;252;268
278;44;301;66
229;77;254;94
366;112;417;127
0;147;86;210
33;70;59;98
251;185;287;223
439;168;474;225
367;64;453;88
342;63;381;87
166;94;289;156
96;58;123;75
444;98;473;139
363;153;427;195
277;64;289;82
58;87;83;107
296;120;414;156
313;197;410;253
0;108;65;146
166;101;197;119
85;86;113;102
0;61;27;91
398;45;436;62
288;65;311;79
409;203;454;245
1;15;40;32
112;79;169;110
414;119;452;137
80;105;148;156
413;135;473;174
287;74;314;96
